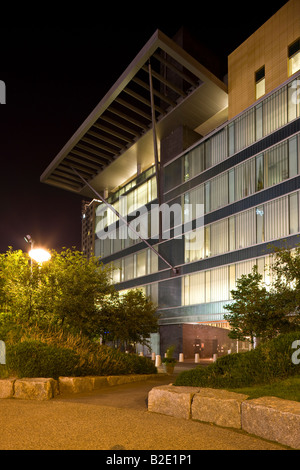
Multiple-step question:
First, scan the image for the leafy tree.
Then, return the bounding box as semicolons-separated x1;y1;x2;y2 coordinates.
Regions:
98;289;159;350
269;243;300;329
224;265;270;345
0;249;158;346
38;249;115;336
224;246;300;344
0;248;114;337
0;249;38;318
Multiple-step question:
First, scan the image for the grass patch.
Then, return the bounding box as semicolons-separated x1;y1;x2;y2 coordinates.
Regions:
227;375;300;402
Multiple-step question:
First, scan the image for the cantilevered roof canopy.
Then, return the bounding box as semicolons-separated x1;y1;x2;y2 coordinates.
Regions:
41;30;228;198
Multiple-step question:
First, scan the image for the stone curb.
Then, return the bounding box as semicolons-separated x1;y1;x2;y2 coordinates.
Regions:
0;374;159;401
148;385;300;449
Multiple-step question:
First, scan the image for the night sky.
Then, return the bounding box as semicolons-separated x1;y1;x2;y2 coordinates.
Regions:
0;2;289;254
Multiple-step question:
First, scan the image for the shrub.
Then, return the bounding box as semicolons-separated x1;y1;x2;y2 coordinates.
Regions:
122;353;157;375
174;331;300;388
74;345;156;376
5;338;156;379
6;340;80;379
1;315;157;378
258;331;300;380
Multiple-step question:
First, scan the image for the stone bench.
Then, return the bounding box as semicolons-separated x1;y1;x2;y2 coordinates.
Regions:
148;385;247;428
0;374;159;400
14;378;59;400
0;378;15;399
58;374;157;394
148;385;200;419
148;385;300;449
191;388;248;429
242;396;300;449
0;378;58;400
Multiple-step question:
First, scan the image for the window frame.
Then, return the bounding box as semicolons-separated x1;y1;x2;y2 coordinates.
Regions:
255;65;266;100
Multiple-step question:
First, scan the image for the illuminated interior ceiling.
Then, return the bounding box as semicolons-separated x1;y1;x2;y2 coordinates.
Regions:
41;30;228;198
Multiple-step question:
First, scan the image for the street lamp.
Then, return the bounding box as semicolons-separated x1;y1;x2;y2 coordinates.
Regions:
29;248;51;264
24;235;51;266
24;234;35;271
24;234;34;249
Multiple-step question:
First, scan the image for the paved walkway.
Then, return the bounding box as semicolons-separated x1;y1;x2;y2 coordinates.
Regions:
0;364;288;450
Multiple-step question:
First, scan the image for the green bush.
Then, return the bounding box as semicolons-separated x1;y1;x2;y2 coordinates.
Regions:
122;352;157;375
174;331;300;388
1;316;157;378
5;339;156;379
258;331;300;379
75;345;156;376
6;341;80;379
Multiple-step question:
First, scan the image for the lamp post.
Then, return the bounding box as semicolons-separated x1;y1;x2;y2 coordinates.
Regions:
24;237;51;320
24;234;34;271
25;235;51;265
29;248;51;265
24;234;34;249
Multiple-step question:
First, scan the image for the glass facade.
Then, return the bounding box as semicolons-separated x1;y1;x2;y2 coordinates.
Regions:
164;77;300;193
180;134;299;224
94;169;157;259
94;72;300;333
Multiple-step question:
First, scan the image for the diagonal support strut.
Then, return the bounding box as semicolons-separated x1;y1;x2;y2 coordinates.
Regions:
71;166;178;275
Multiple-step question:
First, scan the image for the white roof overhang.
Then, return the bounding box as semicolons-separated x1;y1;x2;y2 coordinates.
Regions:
40;29;228;198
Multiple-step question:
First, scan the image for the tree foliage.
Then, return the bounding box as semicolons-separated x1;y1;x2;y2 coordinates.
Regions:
224;266;270;344
224;245;300;343
0;249;37;318
0;248;114;335
0;248;158;347
98;289;159;350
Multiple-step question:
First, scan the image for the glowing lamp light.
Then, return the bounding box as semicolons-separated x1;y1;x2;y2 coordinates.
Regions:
29;248;51;264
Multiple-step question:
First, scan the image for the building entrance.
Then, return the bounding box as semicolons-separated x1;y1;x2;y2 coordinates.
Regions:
160;323;239;360
182;324;231;359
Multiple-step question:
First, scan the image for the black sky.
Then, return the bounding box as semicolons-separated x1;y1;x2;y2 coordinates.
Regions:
0;1;289;253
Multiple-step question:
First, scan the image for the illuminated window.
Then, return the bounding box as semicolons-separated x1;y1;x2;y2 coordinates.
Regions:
255;66;265;99
288;38;300;76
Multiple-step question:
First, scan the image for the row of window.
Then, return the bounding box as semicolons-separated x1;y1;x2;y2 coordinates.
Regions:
105;165;156;206
119;283;159;306
182;255;274;307
95;175;157;232
183;134;299;220
185;191;299;263
105;187;300;288
109;245;159;284
96;137;299;261
164;77;300;193
118;254;276;310
255;38;300;100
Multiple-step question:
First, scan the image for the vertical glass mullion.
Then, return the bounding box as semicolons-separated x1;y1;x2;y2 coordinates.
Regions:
228;122;235;156
289;136;298;178
205;181;210;214
289;193;299;234
229;169;235;203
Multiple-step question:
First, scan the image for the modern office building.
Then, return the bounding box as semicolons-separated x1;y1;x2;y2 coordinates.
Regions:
81;199;100;259
41;0;300;358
